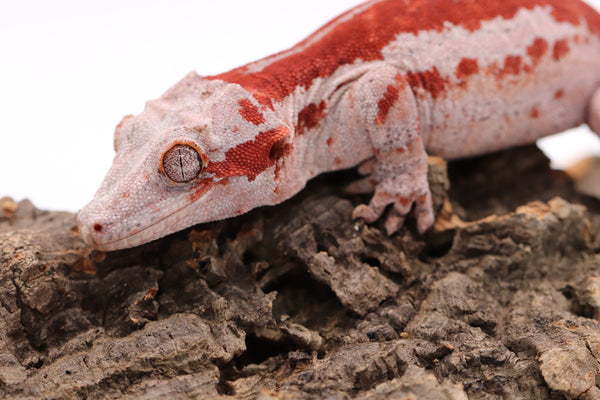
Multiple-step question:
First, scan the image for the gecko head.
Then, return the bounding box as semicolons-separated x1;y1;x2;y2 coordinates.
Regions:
77;71;293;251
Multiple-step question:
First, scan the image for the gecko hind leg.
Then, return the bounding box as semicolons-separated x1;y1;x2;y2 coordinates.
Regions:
348;65;434;235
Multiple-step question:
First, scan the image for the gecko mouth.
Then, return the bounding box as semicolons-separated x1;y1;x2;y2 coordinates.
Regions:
79;175;224;251
80;199;202;251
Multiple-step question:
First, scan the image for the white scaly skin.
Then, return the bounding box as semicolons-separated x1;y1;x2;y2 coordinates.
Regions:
79;0;600;250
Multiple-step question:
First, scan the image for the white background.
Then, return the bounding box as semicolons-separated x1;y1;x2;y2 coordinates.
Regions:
2;0;600;212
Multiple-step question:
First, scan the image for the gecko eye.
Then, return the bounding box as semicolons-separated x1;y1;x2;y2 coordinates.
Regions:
161;143;207;184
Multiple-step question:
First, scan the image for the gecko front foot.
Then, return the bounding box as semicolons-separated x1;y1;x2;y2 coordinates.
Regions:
350;173;434;235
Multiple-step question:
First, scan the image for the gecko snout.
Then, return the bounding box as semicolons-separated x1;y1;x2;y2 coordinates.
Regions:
76;209;115;251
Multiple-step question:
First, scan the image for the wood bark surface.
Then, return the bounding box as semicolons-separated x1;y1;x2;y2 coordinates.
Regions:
2;145;600;399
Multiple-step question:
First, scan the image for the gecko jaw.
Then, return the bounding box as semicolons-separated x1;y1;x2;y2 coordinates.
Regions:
78;197;208;251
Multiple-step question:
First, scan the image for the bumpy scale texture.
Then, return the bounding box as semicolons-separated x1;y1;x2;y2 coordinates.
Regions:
79;0;600;250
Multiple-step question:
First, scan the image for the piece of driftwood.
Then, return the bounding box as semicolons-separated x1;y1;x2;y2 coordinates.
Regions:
3;145;600;399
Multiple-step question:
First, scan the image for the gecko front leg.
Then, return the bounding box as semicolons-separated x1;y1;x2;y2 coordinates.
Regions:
348;65;434;235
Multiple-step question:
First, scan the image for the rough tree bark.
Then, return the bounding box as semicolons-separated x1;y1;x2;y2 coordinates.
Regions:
2;145;600;399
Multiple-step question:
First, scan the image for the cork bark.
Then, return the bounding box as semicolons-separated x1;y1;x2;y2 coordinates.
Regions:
3;145;600;399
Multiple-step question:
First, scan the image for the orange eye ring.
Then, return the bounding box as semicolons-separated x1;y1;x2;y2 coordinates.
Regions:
160;141;208;184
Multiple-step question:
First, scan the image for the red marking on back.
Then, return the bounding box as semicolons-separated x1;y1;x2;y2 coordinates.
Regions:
530;107;540;118
253;93;274;110
326;138;333;146
456;58;479;80
527;38;549;65
93;224;103;233
238;99;266;125
553;39;570;60
297;100;327;135
500;55;522;76
375;84;400;125
550;3;600;35
208;0;600;105
554;89;565;98
206;127;290;181
406;67;448;99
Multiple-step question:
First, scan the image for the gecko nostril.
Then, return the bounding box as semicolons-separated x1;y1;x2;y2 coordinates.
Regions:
93;223;103;233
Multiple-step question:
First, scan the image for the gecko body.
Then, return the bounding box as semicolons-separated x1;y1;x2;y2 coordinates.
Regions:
79;0;600;250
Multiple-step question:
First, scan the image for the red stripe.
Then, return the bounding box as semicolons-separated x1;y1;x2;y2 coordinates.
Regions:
209;0;600;105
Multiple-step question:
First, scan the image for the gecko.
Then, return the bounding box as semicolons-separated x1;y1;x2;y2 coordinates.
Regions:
78;0;600;251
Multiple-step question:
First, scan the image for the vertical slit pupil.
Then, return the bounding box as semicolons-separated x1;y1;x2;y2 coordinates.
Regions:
178;149;185;180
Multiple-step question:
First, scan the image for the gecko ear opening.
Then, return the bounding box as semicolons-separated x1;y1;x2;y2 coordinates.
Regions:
268;126;291;161
269;137;289;160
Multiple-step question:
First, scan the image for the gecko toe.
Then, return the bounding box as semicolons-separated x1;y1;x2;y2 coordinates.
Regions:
415;192;435;234
384;208;406;235
357;158;376;176
352;204;380;223
346;177;377;194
